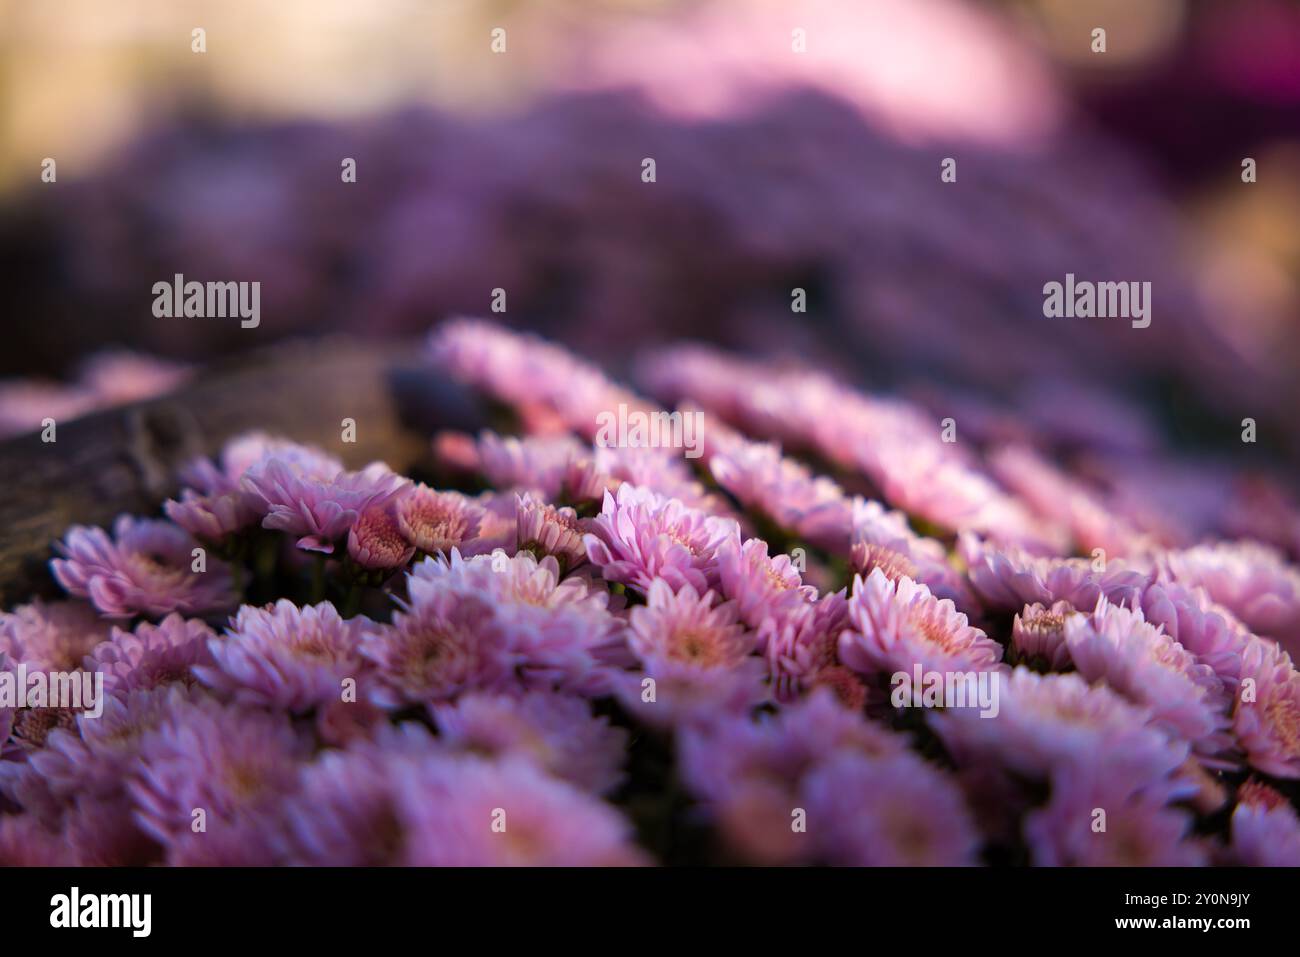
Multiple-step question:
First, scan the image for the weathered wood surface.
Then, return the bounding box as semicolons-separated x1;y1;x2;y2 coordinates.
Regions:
0;337;485;605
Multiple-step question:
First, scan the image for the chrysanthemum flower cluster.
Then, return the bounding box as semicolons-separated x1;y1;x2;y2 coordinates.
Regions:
3;318;1299;866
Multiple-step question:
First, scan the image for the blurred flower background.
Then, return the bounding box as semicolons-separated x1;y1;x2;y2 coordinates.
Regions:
4;0;1299;524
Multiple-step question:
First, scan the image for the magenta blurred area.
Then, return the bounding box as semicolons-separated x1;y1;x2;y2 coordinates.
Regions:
0;0;1297;461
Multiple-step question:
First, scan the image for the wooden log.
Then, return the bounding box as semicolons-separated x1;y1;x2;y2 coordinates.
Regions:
0;336;486;606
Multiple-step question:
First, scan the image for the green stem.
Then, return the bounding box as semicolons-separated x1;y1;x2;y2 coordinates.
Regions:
230;562;245;602
310;553;326;604
340;583;362;618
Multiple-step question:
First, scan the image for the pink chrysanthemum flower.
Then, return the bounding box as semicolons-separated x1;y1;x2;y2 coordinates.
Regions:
433;318;648;439
717;537;816;631
348;500;416;572
241;455;409;554
614;580;768;726
986;444;1155;557
405;549;627;694
850;498;975;609
1225;779;1300;866
859;438;1059;551
628;579;753;669
431;690;627;794
130;695;307;859
475;431;587;499
182;433;343;496
516;494;588;574
51;515;235;619
195;600;370;712
361;587;510;707
930;668;1191;805
804;664;869;712
1023;767;1206;866
1140;580;1255;690
960;532;1150;615
313;694;388;748
395;484;483;556
277;726;438;866
457;490;520;556
636;345;758;431
168;435;339;544
588;444;724;513
614;655;768;730
1010;601;1074;671
839;568;1003;680
563;454;622;505
85;614;217;697
850;541;916;583
803;752;981;866
584;483;741;595
0;599;108;671
709;437;854;552
163;488;259;544
678;692;904;864
0;736;65;819
29;685;195;801
764;590;852;701
395;754;647;866
1063;598;1232;762
5;707;79;753
1162;542;1300;656
617;581;766;728
1231;636;1300;779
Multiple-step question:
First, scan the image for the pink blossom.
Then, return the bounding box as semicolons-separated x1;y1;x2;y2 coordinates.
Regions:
960;532;1150;614
130;695;308;862
839;568;1003;680
1162;542;1300;657
241;456;409;554
395;755;647;866
0;599;108;672
803;752;981;865
764;590;852;701
628;579;754;669
851;498;976;610
709;437;853;552
395;484;483;555
1226;779;1300;866
1024;766;1206;866
1231;636;1300;779
431;690;627;794
515;493;588;573
716;537;817;630
86;613;217;697
348;500;416;572
1009;601;1073;672
930;668;1192;805
195;600;370;712
1063;598;1233;763
52;515;235;619
584;483;740;595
